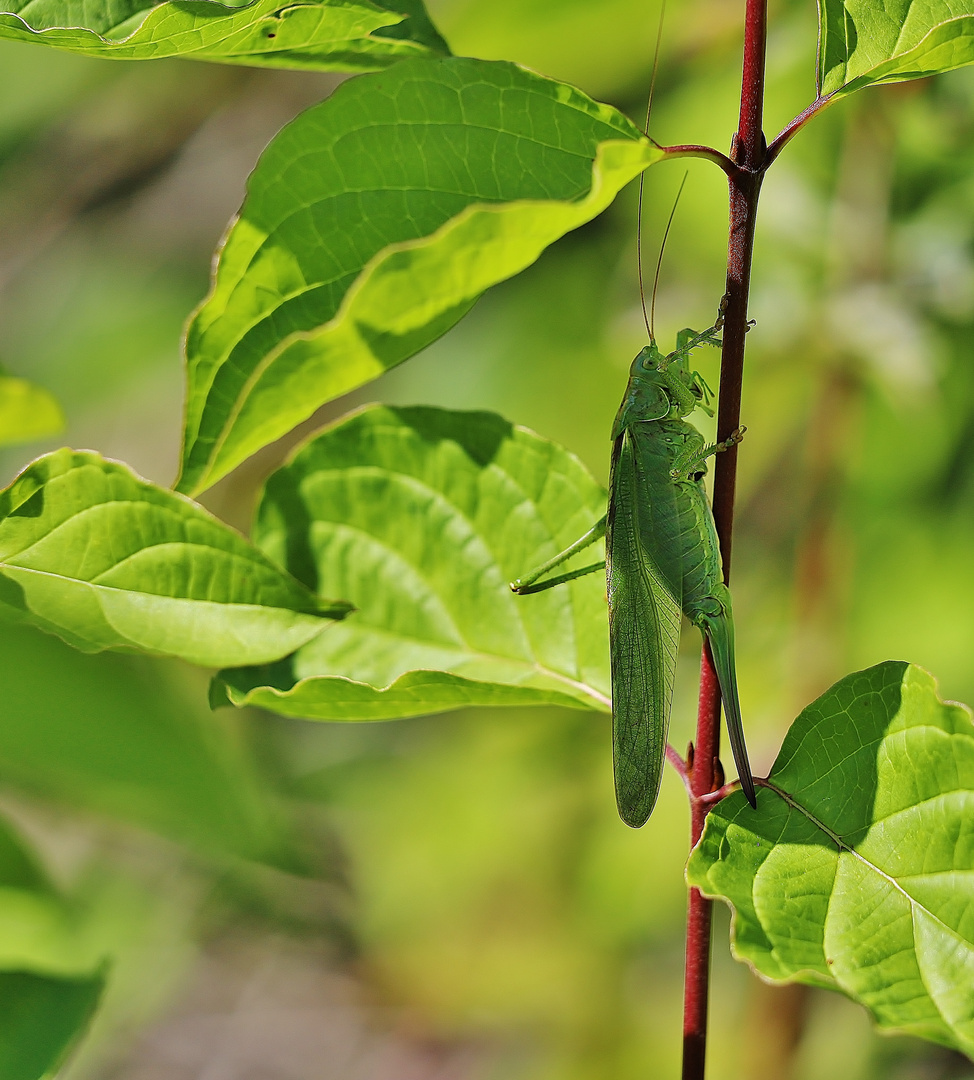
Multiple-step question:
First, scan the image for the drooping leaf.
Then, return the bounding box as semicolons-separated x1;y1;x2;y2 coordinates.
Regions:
213;404;611;719
0;620;294;863
819;0;974;98
0;815;92;978
0;448;350;667
0;377;63;448
0;816;103;1080
0;0;447;69
0;971;103;1080
176;57;661;495
687;661;974;1057
0;889;98;978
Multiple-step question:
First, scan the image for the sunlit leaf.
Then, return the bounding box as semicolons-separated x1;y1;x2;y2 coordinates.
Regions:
0;449;350;667
176;57;661;495
213;404;611;719
819;0;974;97
0;0;447;69
0;376;63;449
687;661;974;1057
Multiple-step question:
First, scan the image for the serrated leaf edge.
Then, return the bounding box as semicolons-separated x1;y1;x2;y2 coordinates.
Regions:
690;770;974;1046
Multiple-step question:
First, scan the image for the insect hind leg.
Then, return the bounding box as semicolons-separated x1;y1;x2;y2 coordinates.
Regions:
510;516;607;594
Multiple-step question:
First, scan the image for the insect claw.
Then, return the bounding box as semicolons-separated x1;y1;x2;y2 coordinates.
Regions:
715;426;746;453
713;293;731;331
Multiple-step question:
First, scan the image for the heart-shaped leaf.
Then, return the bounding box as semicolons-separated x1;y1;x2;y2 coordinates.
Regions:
819;0;974;98
687;661;974;1057
176;57;661;495
213;404;611;719
0;0;447;69
0;449;350;667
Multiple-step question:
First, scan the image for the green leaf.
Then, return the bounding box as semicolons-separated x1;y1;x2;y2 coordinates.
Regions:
0;816;103;1080
0;448;350;667
0;818;102;991
0;0;447;69
0;817;94;979
819;0;974;98
213;404;611;719
0;377;63;449
0;620;294;863
687;661;974;1057
0;970;103;1080
176;57;661;496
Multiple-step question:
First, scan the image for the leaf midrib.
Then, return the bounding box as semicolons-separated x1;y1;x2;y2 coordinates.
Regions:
2;563;307;612
2;492;254;561
838;3;974;88
275;459;595;671
764;777;973;952
202;147;610;370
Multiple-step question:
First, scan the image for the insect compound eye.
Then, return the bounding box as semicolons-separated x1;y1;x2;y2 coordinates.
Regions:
632;346;655;372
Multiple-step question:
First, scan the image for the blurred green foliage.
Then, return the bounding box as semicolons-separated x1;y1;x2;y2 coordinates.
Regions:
0;0;973;1076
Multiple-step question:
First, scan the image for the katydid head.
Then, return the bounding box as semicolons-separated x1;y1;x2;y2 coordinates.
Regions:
612;350;671;438
631;342;665;374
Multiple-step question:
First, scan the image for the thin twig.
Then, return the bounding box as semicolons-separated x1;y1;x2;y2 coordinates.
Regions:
666;743;692;792
665;743;746;805
653;141;737;175
765;94;835;166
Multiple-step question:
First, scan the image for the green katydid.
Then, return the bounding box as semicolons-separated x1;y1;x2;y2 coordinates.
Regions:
510;307;756;827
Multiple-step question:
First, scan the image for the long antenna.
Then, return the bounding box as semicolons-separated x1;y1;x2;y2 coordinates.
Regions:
650;171;688;338
637;0;667;342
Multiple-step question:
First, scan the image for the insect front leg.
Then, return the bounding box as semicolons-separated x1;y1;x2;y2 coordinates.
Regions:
510;515;607;594
669;427;746;482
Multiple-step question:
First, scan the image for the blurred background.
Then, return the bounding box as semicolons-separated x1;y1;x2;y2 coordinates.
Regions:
0;0;973;1076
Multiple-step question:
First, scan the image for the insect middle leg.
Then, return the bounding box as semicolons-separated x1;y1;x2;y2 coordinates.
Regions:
669;426;746;482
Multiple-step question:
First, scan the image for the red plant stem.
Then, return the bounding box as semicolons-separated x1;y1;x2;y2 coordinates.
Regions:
765;94;833;167
681;0;768;1076
653;142;737;175
683;646;721;1078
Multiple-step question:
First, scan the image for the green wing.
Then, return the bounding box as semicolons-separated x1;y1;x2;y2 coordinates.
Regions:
606;430;683;827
